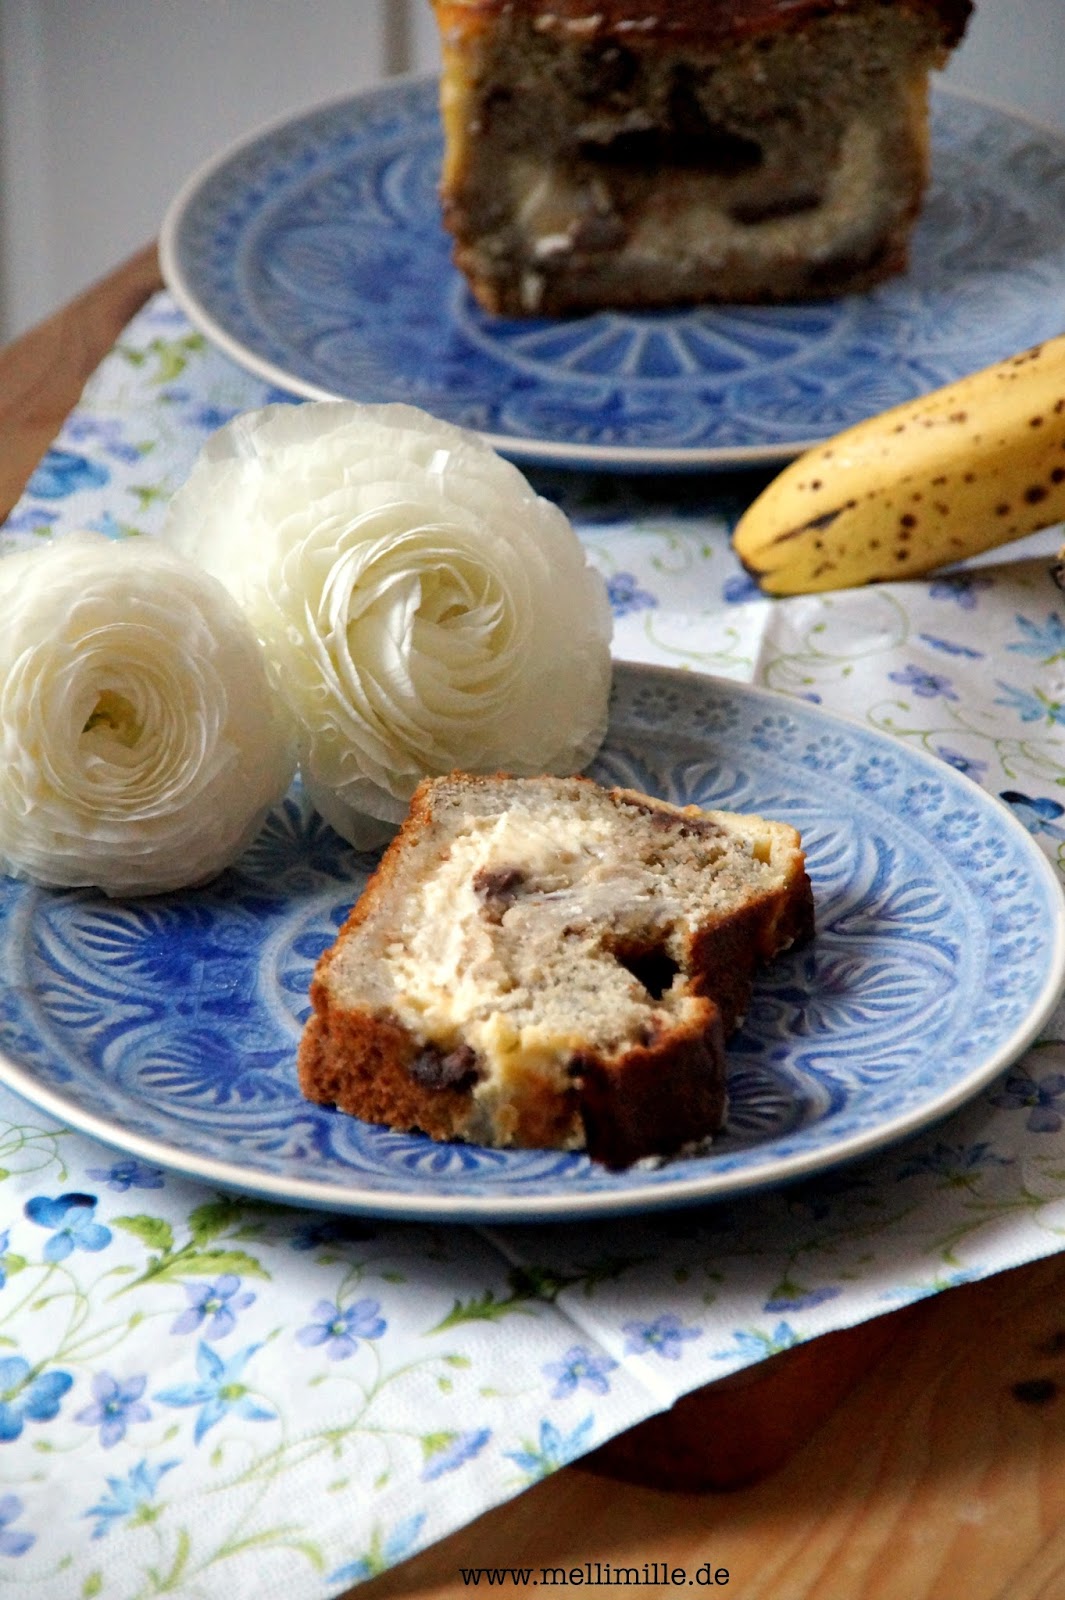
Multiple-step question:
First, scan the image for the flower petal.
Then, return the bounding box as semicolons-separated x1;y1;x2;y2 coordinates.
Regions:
0;532;295;894
162;403;612;842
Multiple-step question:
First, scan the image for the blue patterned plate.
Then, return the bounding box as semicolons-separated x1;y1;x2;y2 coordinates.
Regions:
160;79;1065;471
1;664;1063;1222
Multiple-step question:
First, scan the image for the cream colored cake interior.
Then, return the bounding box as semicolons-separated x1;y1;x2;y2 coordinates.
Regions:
510;114;884;312
325;779;801;1145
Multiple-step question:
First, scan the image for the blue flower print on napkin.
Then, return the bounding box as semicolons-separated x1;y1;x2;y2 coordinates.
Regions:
421;1427;491;1481
182;403;241;435
916;631;983;659
24;1194;111;1261
888;664;959;700
606;572;657;616
999;791;1065;840
543;1344;618;1398
64;414;146;466
712;1323;801;1364
0;1495;34;1556
0;1357;73;1442
990;1063;1065;1132
723;571;762;604
75;1372;151;1448
506;1416;596;1483
1006;613;1065;662
928;573;993;609
155;1342;274;1444
25;448;109;499
296;1297;387;1359
171;1276;256;1340
880;1270;977;1307
85;1159;165;1194
994;683;1065;727
935;745;989;780
84;1459;180;1541
622;1314;702;1360
1;502;59;538
894;1140;1013;1183
329;1513;427;1587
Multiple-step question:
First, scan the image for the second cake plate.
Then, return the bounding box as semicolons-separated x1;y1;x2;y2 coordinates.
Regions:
160;78;1065;471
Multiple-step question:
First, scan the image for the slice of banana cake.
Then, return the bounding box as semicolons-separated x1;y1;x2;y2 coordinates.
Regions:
298;772;814;1168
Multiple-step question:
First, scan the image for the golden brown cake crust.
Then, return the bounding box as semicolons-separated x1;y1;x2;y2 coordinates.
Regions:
297;772;815;1169
432;1;972;49
570;1005;729;1171
300;776;589;1149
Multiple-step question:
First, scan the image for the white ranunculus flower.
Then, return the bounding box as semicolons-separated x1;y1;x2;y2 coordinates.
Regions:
161;401;613;844
0;532;296;895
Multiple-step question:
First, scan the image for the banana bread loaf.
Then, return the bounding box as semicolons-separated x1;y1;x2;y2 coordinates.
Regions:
429;0;972;315
298;772;814;1168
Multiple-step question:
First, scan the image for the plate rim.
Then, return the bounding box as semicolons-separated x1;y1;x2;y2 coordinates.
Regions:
3;661;1064;1224
158;77;1065;474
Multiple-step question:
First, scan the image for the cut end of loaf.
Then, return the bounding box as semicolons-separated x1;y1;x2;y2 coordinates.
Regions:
431;0;971;315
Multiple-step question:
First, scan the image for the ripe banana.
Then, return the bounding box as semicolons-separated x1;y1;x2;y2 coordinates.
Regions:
732;332;1065;595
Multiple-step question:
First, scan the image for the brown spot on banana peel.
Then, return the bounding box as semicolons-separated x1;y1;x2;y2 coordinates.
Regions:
766;506;845;545
737;462;1065;592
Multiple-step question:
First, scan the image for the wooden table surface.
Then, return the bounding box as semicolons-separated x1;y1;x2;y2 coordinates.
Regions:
5;249;1065;1600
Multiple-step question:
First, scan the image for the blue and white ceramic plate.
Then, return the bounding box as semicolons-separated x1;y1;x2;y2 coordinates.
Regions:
1;664;1063;1222
160;79;1065;471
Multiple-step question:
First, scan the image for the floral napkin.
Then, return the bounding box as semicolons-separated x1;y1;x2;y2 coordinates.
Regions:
1;293;1065;1600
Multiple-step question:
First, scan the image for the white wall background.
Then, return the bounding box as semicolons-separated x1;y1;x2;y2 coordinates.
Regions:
0;0;444;340
0;0;1060;343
